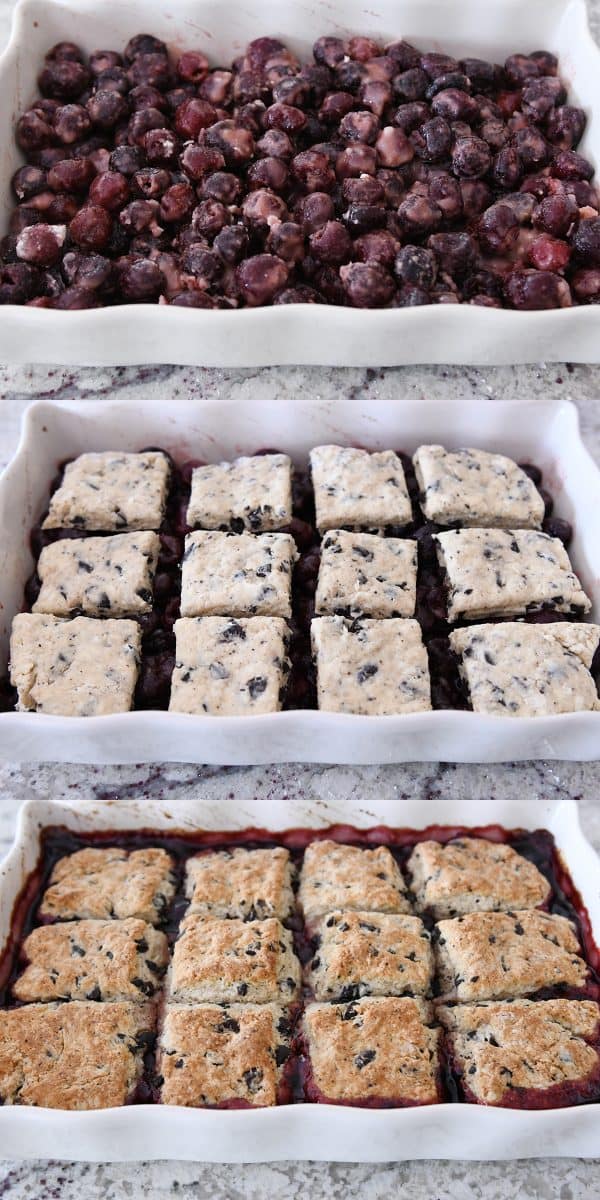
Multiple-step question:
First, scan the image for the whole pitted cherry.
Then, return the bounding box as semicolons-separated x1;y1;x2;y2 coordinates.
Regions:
89;171;130;210
87;90;129;130
429;173;462;219
180;144;225;180
201;171;243;204
54;104;91;144
528;233;570;272
551;150;594;181
571;268;600;301
191;200;230;238
133;167;171;199
394;101;430;133
309;220;351;264
313;37;347;68
477;203;519;254
534;193;578;237
177;51;209;83
375;126;414;167
339;110;380;145
12;165;48;201
394;244;437;288
242;188;288;229
181;245;222;286
340;261;395;306
359;79;391;117
397;194;442;235
267;222;306;264
571;218;600;266
505;268;571;308
236;253;288;304
292;149;336;191
546;106;586;150
353;229;399;267
247;157;289;193
69;204;112;249
411;117;452;163
213;224;249;264
393;68;429;102
428;232;476;279
205;120;255;164
452;136;492;178
16;223;66;265
61;250;114;291
431;88;479;122
47;157;96;192
335;145;377;179
38;59;91;100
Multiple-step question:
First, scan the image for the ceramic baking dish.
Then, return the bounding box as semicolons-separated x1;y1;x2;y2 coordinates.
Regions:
0;789;597;1162
0;0;599;366
0;394;598;765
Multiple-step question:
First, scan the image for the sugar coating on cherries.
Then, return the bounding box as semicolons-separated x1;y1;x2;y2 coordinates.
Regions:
2;33;598;308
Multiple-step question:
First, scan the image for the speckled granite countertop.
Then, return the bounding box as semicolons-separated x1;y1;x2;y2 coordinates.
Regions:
1;0;600;1195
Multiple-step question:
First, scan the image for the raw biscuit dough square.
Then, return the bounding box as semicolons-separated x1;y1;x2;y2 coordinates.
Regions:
449;622;600;716
311;616;431;715
42;451;170;532
187;454;292;532
434;528;591;622
34;531;160;618
180;530;296;619
316;530;417;618
169;616;290;716
310;446;412;533
10;613;141;716
413;445;545;528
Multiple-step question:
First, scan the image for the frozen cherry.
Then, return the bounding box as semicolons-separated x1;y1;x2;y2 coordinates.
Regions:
174;98;217;139
313;36;347;68
16;109;55;152
47;157;96;192
247;157;288;193
511;128;548;169
396;284;430;305
533;193;578;237
292;149;336;191
267;222;305;264
571;218;600;266
505;268;571;308
70;204;112;249
205;120;255;164
386;40;420;71
54;104;91;144
128;54;171;91
397;194;442;235
353;229;399;267
87;90;129;129
319;91;354;123
459;179;491;217
119;199;162;235
505;54;540;85
191;200;229;237
96;66;130;95
428;172;462;219
452;136;491;178
274;285;322;304
109;145;143;176
129;84;167;113
551;150;594;181
309;220;351;264
477;202;519;254
431;88;479;122
375;126;414;167
528;233;570;271
335;145;377;179
11;165;47;201
120;259;164;301
15;223;65;265
421;52;459;80
236;253;288;305
339;261;394;306
339;110;379;145
144;127;180;167
571;268;600;301
394;244;437;288
393;68;429;102
177;51;209;83
89;171;130;210
546;105;586;150
133;168;171;199
493;146;522;189
428;232;476;279
256;128;294;160
213;224;249;264
181;246;222;286
53;285;98;309
89;50;122;74
124;34;167;63
61;250;114;291
38;60;91;100
411;116;452;162
521;76;565;121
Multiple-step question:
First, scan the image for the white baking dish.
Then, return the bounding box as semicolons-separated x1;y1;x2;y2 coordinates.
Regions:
0;394;598;764
0;0;599;365
0;790;597;1162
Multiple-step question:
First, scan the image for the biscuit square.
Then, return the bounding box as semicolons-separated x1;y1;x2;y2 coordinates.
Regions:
311;616;431;715
185;847;295;921
299;841;411;923
307;910;433;1001
449;622;600;716
0;1000;154;1108
434;910;588;1002
42;451;170;532
38;847;177;926
187;454;292;532
434;528;591;623
10;613;141;716
310;446;412;533
407;837;550;919
169;616;290;716
315;530;417;618
413;445;545;528
180;531;297;619
12;917;168;1004
168;915;301;1005
438;999;600;1106
33;531;160;618
159;1003;291;1107
302;996;440;1105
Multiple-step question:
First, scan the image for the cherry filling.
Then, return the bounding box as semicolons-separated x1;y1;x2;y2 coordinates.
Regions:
0;445;593;714
0;821;598;1109
2;36;599;310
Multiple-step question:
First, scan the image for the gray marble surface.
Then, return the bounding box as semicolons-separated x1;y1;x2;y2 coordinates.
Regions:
1;0;600;1195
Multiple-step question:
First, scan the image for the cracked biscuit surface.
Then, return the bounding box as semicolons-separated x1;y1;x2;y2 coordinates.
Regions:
438;999;600;1106
434;910;588;1002
38;846;177;926
168;914;301;1005
185;847;295;922
407;837;550;919
159;1003;291;1107
299;841;411;923
302;996;440;1105
0;1000;154;1108
307;910;433;1001
13;918;168;1004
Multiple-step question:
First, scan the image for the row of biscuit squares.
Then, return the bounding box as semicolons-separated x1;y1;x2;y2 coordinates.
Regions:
0;838;598;1108
40;445;549;537
9;612;600;718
